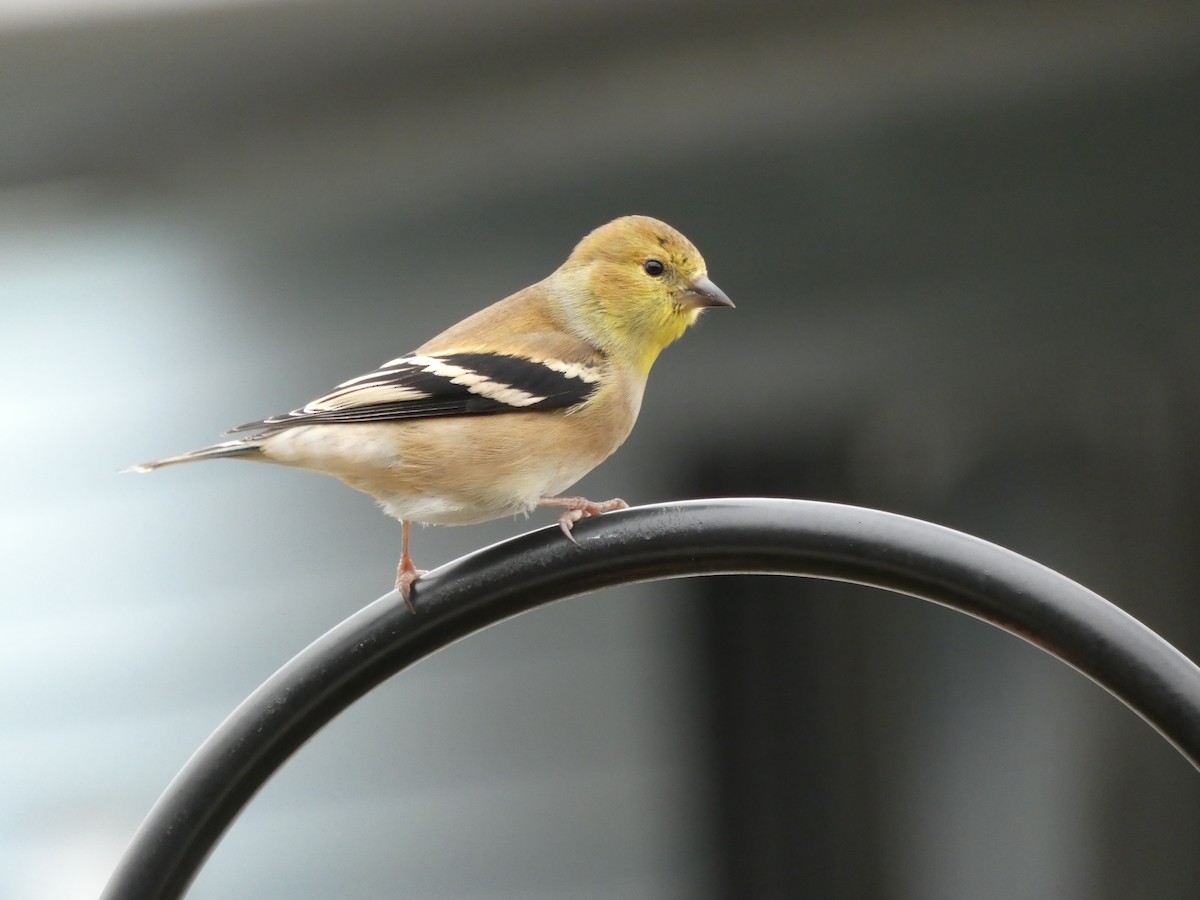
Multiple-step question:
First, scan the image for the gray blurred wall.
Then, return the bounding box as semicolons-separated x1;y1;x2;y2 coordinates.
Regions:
3;2;1199;898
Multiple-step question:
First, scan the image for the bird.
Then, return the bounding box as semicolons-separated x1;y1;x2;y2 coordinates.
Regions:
127;215;733;611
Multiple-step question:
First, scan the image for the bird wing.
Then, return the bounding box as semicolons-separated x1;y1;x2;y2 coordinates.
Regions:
227;351;604;434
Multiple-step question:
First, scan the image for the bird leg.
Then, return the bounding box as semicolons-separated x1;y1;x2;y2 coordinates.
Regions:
537;496;629;544
395;520;427;613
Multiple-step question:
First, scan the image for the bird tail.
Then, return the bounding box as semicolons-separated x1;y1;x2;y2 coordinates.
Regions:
122;439;263;473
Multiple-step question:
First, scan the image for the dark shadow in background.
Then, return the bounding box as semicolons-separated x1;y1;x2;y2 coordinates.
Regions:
689;429;1200;900
677;52;1200;899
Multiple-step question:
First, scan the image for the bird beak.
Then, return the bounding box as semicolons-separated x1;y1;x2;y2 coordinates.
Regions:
681;276;734;310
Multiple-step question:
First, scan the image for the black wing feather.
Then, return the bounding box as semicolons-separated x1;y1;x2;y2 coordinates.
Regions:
228;352;601;434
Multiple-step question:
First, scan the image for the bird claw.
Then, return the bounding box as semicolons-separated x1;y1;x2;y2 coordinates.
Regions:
558;514;582;544
396;561;428;614
541;496;629;544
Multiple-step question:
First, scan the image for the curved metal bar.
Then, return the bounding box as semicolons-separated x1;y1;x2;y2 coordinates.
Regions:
101;498;1200;900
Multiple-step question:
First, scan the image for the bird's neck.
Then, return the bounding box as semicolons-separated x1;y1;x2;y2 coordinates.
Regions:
550;269;687;376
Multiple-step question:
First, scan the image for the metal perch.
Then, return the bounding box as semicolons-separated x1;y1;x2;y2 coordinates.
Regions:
100;498;1200;900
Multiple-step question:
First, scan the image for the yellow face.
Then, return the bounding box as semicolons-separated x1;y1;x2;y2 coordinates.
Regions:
565;215;733;372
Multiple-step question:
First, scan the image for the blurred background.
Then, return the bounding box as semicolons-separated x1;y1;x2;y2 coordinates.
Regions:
3;1;1200;898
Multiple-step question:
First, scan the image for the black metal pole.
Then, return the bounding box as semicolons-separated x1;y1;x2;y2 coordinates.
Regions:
101;498;1200;900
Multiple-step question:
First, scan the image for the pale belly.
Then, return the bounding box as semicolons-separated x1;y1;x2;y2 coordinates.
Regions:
259;399;638;526
371;452;602;525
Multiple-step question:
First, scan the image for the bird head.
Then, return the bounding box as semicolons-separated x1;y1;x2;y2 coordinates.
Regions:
555;215;733;374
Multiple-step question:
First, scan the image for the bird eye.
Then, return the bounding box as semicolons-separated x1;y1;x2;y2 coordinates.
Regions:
643;259;665;277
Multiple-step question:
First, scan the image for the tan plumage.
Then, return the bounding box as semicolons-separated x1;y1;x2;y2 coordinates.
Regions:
128;215;733;609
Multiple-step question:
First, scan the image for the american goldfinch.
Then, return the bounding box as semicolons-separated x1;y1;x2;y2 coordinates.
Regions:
128;215;733;610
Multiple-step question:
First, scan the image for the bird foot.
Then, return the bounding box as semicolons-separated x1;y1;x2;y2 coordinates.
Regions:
538;496;629;544
395;561;428;614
